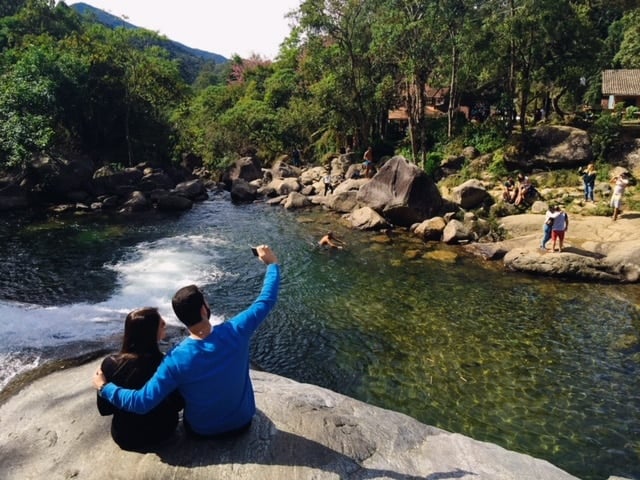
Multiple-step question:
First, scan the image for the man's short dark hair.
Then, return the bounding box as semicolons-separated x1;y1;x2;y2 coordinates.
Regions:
172;285;205;327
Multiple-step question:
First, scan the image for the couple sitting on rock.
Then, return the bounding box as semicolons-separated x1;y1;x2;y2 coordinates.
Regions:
503;173;536;206
93;245;280;451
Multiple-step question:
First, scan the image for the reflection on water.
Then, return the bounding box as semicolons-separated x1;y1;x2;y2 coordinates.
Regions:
1;200;639;480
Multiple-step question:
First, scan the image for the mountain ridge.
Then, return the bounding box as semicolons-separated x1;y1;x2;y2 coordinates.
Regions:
70;2;228;80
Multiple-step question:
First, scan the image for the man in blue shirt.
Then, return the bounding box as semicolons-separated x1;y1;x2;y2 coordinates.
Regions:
93;245;280;438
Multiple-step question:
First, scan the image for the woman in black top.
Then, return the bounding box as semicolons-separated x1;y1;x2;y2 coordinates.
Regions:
97;307;183;451
579;163;596;202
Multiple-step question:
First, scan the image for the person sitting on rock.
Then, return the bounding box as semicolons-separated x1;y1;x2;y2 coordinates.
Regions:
362;146;375;178
94;246;280;440
514;173;532;206
502;177;516;203
97;307;184;451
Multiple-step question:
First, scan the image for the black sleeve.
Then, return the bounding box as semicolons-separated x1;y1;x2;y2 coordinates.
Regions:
168;390;185;411
96;356;116;416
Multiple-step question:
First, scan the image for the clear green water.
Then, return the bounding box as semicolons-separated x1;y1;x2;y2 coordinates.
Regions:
1;199;639;480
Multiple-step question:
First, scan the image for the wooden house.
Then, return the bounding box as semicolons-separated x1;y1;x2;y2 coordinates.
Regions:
601;69;640;110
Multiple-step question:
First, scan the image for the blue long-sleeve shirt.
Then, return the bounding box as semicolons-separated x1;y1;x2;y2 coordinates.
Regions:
100;263;280;435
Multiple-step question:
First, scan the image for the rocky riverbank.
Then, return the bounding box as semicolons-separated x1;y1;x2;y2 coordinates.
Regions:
465;212;640;282
226;149;640;283
1;126;639;284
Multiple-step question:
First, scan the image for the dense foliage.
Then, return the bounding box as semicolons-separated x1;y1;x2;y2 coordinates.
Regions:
1;0;639;173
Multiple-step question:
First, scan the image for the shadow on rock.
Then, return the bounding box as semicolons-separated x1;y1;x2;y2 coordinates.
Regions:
559;246;605;259
155;411;472;480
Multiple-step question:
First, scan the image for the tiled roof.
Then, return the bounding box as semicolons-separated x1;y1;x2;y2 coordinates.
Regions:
602;69;640;95
388;106;445;120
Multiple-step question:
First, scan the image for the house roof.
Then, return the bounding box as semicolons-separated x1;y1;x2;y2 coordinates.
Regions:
426;86;449;98
602;69;640;95
388;106;445;121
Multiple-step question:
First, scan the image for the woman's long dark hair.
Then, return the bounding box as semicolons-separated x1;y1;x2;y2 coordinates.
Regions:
120;307;162;356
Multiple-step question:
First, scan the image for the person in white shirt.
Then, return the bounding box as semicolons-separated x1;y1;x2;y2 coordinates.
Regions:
610;172;630;221
550;205;569;252
322;172;334;195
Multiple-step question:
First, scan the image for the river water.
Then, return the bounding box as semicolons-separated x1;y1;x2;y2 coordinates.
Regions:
0;191;638;480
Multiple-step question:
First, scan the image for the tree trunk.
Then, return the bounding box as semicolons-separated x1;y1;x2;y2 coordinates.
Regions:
551;89;566;119
519;92;527;132
125;103;133;167
406;78;418;163
448;41;458;138
507;0;516;132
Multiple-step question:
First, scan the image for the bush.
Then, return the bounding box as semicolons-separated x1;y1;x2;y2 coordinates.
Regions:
589;113;622;161
595;161;611;182
395;145;413;161
624;106;639;121
438;160;477;188
461;120;507;154
538;169;582;188
590;202;614;217
423;151;442;176
626;196;640;212
487;151;508;179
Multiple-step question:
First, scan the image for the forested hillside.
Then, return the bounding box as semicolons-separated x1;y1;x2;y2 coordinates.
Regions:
1;0;639;175
70;2;228;82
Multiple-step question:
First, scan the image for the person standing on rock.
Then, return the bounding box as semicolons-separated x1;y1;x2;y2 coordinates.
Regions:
97;307;184;451
610;171;630;221
541;205;557;250
323;171;334;195
363;146;375;178
579;163;597;202
93;245;280;439
551;205;569;252
291;146;301;167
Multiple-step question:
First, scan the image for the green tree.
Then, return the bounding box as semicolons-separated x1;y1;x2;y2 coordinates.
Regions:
614;8;640;68
0;0;27;19
437;0;476;138
476;0;602;131
172;84;242;165
370;0;439;163
0;48;56;166
0;1;188;168
0;0;81;52
82;26;186;165
0;36;89;167
297;0;386;149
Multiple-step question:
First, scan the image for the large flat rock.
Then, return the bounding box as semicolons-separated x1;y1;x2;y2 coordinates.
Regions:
466;213;640;282
497;213;640;245
0;360;578;480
